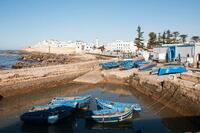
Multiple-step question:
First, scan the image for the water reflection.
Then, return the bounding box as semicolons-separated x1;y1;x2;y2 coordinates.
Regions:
21;121;74;133
0;83;199;133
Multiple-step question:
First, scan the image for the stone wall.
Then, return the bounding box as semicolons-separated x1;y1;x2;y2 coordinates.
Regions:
129;72;200;116
0;60;100;97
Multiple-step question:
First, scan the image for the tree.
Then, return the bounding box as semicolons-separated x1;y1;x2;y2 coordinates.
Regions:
166;30;173;44
162;31;166;44
98;45;105;53
180;34;188;43
157;33;162;45
191;36;200;43
134;26;144;49
172;31;180;43
147;32;157;49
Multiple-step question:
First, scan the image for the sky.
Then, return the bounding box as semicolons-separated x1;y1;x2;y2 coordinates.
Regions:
0;0;200;50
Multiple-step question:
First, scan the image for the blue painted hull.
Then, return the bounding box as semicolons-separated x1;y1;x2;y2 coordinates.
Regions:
20;106;74;124
87;107;133;123
120;60;135;70
134;60;149;68
101;62;120;70
50;95;91;110
158;66;187;75
20;95;91;124
96;98;141;112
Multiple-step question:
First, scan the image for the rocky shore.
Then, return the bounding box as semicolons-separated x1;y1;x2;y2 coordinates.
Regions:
12;52;97;69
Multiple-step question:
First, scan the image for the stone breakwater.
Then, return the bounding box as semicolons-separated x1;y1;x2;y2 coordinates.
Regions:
0;60;100;97
12;51;97;69
129;71;200;116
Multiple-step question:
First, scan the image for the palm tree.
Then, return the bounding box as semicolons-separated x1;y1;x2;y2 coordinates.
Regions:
180;34;188;43
166;30;172;44
147;32;157;49
157;33;162;45
162;31;166;44
172;31;180;43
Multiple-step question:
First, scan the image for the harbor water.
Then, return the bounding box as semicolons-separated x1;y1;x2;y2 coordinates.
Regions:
0;83;199;133
0;50;20;69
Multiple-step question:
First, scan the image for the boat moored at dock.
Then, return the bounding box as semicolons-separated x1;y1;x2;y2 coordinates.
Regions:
95;98;141;112
50;95;91;110
20;105;75;124
85;106;134;123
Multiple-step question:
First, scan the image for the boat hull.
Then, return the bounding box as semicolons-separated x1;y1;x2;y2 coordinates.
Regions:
20;106;74;124
96;98;141;112
88;108;133;123
50;95;91;110
158;66;187;75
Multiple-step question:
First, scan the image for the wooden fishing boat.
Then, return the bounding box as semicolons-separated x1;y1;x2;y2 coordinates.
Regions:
85;106;133;123
20;105;75;124
158;65;187;75
95;98;141;112
50;95;91;110
101;61;120;70
120;60;135;70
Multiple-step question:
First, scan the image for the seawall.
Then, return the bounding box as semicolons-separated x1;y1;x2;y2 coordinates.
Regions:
129;71;200;116
0;60;100;97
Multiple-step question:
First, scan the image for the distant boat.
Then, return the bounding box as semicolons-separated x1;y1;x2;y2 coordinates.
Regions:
20;105;75;124
120;59;149;70
158;65;187;75
101;61;120;70
120;60;135;70
95;98;141;112
85;106;133;123
139;62;157;71
50;95;91;110
134;60;149;68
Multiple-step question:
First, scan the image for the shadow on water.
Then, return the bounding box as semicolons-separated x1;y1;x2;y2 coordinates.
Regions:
0;121;74;133
0;83;199;133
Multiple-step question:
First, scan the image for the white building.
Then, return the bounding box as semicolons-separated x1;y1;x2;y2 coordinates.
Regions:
105;40;137;53
31;39;76;48
152;43;200;66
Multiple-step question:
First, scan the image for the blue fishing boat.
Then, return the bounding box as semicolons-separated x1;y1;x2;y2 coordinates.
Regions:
101;61;120;70
20;105;75;124
134;60;149;68
95;98;141;112
158;65;187;75
139;62;157;71
85;106;133;123
120;60;135;70
50;95;91;110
